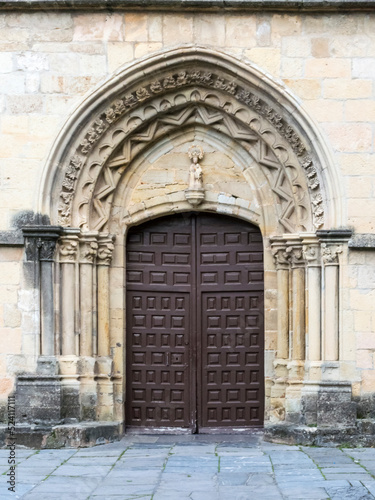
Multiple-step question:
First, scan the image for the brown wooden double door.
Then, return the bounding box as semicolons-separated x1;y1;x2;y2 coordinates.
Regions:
126;213;264;433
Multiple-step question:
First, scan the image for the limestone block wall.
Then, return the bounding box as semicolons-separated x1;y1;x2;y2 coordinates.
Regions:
0;10;375;420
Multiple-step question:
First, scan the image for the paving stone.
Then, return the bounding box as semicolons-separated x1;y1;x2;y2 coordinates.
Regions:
326;485;375;500
92;484;155;496
217;472;249;485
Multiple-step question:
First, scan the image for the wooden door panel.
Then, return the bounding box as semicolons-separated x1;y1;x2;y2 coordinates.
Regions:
126;291;191;429
199;292;264;428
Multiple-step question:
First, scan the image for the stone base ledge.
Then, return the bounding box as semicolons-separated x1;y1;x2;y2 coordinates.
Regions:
0;421;122;449
264;420;375;447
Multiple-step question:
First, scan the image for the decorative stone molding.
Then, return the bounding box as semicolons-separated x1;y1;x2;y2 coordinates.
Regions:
2;0;375;12
43;48;338;235
97;234;115;266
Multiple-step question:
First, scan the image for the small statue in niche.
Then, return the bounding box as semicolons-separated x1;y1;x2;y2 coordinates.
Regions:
188;144;204;190
185;144;205;207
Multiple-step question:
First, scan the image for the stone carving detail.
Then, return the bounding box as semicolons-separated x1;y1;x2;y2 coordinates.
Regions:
286;245;305;267
39;239;57;262
59;237;78;262
272;246;290;270
302;244;321;266
321;243;342;265
58;155;83;226
79;238;98;264
97;235;115;266
56;67;325;231
185;144;205;206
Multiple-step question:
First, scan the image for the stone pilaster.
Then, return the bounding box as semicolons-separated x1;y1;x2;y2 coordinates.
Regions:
22;226;62;356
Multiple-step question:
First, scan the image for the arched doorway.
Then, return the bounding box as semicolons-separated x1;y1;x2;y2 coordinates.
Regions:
125;212;264;433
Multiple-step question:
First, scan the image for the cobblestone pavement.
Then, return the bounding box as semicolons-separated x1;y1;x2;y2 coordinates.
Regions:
2;433;375;499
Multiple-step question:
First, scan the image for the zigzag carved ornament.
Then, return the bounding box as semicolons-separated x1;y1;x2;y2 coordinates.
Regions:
57;69;324;231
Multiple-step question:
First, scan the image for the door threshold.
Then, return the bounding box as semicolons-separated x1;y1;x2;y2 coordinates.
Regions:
198;426;264;434
126;426;195;435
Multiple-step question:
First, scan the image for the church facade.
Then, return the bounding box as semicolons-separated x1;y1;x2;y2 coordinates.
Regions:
0;2;375;446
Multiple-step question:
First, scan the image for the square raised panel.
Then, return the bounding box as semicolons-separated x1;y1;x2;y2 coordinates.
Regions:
224;271;241;284
207;316;220;328
227;353;239;365
200;234;216;246
208;353;220;365
150;233;167;245
174;234;190;245
226;316;239;328
246;389;258;401
133;389;145;401
173;273;189;284
150;272;167;284
171;390;183;402
151;352;164;364
151;389;164;402
127;271;142;283
152;315;165;328
132;333;142;346
225;233;241;244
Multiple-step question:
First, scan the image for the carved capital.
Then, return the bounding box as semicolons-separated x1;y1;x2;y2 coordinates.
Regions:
39;239;57;262
97;233;116;266
286;244;305;268
79;232;99;264
22;226;62;262
321;243;342;265
302;243;321;267
59;235;79;263
271;245;289;270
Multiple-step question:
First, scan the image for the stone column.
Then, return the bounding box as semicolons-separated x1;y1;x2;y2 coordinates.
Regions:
284;239;306;423
302;237;322;364
287;241;306;364
78;232;98;420
269;239;290;422
96;233;115;420
58;229;81;420
59;230;80;356
97;234;115;357
271;240;290;361
321;243;342;362
79;233;98;356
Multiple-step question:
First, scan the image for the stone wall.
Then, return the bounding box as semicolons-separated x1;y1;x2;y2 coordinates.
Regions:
0;10;375;431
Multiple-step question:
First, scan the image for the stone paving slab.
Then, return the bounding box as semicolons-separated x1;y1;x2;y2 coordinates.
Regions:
3;434;375;498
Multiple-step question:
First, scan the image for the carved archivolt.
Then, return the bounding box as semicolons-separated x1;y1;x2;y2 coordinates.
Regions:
46;49;331;234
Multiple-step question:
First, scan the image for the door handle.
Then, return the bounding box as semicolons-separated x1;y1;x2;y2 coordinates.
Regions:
166;352;169;366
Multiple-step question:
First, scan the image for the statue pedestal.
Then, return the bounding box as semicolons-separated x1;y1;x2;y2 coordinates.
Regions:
185;188;205;206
